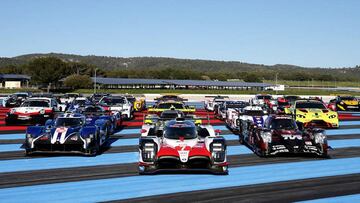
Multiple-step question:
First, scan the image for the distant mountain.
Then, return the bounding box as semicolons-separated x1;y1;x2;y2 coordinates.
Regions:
0;53;359;81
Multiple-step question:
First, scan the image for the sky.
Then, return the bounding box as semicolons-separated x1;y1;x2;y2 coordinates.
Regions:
0;0;359;68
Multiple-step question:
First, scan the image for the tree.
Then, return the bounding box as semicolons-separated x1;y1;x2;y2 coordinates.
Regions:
243;73;262;82
63;74;92;89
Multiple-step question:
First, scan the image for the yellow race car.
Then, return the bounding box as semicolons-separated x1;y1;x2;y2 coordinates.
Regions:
285;100;339;129
148;101;196;114
124;94;146;112
328;96;360;111
144;109;202;126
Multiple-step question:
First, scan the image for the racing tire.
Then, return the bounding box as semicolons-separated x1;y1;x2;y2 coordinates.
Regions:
138;166;156;175
24;149;32;156
239;134;245;144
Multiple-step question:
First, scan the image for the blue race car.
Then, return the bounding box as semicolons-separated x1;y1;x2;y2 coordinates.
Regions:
78;105;122;135
23;112;111;156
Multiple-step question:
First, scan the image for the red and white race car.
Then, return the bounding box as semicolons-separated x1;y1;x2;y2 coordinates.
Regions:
5;97;60;125
138;119;228;174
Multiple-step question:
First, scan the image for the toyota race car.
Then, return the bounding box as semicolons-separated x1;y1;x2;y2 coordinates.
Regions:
138;119;228;174
5;97;60;125
240;115;328;157
285;100;339;129
23;113;110;155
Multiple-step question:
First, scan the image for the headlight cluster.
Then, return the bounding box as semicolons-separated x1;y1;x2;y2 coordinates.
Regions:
10;109;16;114
211;141;226;162
260;131;272;143
142;142;157;162
314;132;326;144
85;134;94;144
297;114;306;119
39;109;45;114
328;115;337;119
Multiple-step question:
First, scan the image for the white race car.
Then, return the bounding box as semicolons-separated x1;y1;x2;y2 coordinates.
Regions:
99;96;133;119
5;97;60;125
237;106;269;136
218;100;250;121
204;96;230;111
139;118;228;174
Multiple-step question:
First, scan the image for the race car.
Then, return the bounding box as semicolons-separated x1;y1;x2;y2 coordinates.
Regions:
240;115;328;157
138;119;228;174
276;97;291;114
204;95;229;111
124;94;146;111
154;94;186;103
328;96;360;111
5;92;32;108
59;93;81;104
23;112;110;155
99;96;133;119
77;105;122;134
285;100;339;129
236;106;269;134
148;101;195;114
67;97;92;112
5;97;60;125
143;109;202;134
217;100;250;120
89;93;111;103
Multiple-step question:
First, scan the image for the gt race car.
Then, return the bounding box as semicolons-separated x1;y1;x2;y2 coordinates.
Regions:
328;96;360;111
285;100;339;129
5;97;60;125
148;101;195;114
139;119;228;174
240;115;328;157
23;113;110;155
123;94;146;112
99;96;133;119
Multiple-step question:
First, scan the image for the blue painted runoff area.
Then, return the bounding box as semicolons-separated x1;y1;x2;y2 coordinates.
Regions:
326;128;360;136
339;120;360;126
0;157;360;202
298;193;360;203
0;134;24;140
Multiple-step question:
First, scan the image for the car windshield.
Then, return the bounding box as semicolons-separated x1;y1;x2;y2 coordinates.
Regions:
73;100;87;105
244;110;264;116
340;96;356;101
164;126;197;139
285;96;299;101
161;112;183;119
83;106;104;112
55;118;83;127
270;119;297;130
101;97;126;105
15;94;28;98
296;102;326;109
157;103;184;109
127;97;136;103
257;95;272;100
21;100;50;107
226;103;248;108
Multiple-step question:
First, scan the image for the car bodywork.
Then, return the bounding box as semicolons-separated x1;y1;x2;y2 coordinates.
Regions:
216;100;250;120
236;106;269;133
5;97;59;125
285;100;339;129
99;96;133;119
148;101;195;114
138;119;228;174
240;115;328;157
23;113;110;155
204;95;230;112
328;96;360;111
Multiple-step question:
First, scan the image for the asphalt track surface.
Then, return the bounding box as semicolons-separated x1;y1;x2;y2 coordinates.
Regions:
0;105;360;202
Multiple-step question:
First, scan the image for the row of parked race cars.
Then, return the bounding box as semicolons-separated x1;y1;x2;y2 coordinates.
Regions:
1;92;359;174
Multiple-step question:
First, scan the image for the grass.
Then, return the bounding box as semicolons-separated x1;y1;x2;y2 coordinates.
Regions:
72;88;360;96
264;80;360;88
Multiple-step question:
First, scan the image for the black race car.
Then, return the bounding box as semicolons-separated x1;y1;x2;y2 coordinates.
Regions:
240;115;328;157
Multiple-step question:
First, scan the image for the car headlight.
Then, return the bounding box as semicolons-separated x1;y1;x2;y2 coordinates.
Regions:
297;114;306;119
340;101;344;105
39;109;45;114
260;131;272;143
89;134;94;139
10;109;16;114
26;133;32;139
211;141;226;162
314;132;326;144
329;115;337;119
142;142;157;162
